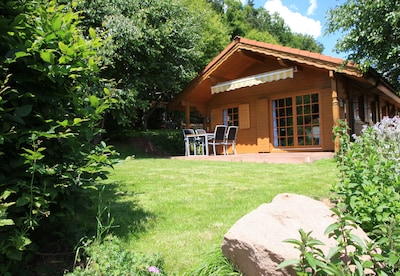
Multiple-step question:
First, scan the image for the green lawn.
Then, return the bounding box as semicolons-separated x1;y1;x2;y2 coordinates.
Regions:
102;157;337;275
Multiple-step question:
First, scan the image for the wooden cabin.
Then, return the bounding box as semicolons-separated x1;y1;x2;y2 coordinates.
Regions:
168;37;400;153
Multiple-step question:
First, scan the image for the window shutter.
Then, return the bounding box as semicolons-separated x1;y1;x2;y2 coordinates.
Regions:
239;104;250;129
256;98;270;152
211;108;221;128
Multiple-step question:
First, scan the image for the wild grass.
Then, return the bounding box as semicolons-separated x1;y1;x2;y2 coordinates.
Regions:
101;157;337;275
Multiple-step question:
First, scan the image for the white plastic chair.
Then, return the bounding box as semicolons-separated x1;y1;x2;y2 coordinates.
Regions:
312;126;320;145
195;129;206;135
182;129;196;156
195;129;207;155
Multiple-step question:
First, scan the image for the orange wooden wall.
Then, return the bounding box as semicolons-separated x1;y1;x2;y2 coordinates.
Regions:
206;65;337;153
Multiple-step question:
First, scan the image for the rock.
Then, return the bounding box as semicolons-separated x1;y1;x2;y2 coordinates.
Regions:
221;193;369;276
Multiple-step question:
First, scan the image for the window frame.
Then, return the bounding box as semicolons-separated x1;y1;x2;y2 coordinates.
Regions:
222;106;239;126
272;92;321;148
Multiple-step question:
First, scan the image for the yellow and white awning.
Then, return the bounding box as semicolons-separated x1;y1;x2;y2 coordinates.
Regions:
211;67;294;94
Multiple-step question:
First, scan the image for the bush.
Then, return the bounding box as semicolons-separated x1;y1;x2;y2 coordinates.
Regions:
278;117;400;275
110;129;184;158
334;117;400;233
0;0;115;273
67;235;166;276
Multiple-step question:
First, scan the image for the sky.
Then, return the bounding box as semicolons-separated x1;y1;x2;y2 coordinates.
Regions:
241;0;346;58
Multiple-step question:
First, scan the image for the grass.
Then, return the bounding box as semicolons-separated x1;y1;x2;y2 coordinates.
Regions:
100;156;337;275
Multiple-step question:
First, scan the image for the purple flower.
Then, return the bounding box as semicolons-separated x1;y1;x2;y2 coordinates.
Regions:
148;266;160;274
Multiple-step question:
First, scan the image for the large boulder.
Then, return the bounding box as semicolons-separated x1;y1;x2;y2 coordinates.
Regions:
221;193;369;276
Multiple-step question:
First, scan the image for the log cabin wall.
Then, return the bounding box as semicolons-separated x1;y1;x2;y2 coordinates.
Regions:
206;64;336;153
169;37;400;154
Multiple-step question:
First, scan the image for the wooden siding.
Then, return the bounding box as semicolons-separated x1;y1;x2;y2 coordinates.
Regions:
170;37;400;154
206;65;336;153
256;98;270;152
210;108;222;129
238;103;250;129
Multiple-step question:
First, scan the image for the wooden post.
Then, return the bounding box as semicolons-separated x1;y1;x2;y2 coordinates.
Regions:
330;71;340;152
185;100;190;129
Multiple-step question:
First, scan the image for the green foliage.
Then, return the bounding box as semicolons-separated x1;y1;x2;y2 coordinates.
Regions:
278;229;326;274
333;118;400;274
279;118;400;275
187;246;242;276
78;0;230;131
245;29;279;44
209;0;324;53
111;129;183;158
326;0;400;90
289;33;325;53
68;235;166;276
67;187;165;276
278;204;375;275
333;118;400;233
181;0;231;63
223;0;249;37
0;0;115;273
79;0;323;132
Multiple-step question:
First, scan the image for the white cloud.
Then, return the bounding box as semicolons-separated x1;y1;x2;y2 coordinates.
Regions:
289;4;298;11
307;0;317;15
264;0;322;38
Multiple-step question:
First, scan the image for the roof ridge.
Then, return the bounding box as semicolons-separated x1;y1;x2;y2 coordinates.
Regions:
235;36;346;66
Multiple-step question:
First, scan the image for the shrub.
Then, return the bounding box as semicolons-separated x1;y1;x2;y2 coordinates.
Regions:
110;129;183;158
0;0;115;273
334;117;400;233
67;235;166;276
278;117;400;275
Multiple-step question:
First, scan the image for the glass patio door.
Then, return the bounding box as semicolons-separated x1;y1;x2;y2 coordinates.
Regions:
272;93;320;148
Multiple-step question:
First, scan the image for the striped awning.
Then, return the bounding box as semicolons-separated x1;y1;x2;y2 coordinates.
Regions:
211;67;294;94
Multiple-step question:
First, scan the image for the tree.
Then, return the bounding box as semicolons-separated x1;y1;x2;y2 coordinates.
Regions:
78;0;230;131
206;0;225;14
289;33;324;53
78;0;324;131
209;0;323;53
0;0;114;272
244;6;323;52
245;29;279;44
182;0;231;64
327;0;400;91
223;0;250;38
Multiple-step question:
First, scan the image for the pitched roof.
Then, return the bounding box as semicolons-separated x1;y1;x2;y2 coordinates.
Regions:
201;36;361;77
169;37;399;109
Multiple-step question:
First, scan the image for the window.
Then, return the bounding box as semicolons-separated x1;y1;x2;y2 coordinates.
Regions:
223;107;239;126
357;95;365;121
273;97;294;146
273;93;320;147
296;93;320;146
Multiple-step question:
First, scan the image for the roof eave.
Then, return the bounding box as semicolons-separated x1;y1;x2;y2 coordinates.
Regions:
365;69;400;104
236;37;362;77
168;40;240;110
169;36;398;109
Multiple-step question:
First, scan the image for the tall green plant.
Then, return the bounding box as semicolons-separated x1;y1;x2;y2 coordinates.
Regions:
333;118;400;233
278;118;400;275
68;235;166;276
278;203;375;275
0;0;115;273
78;0;230;131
